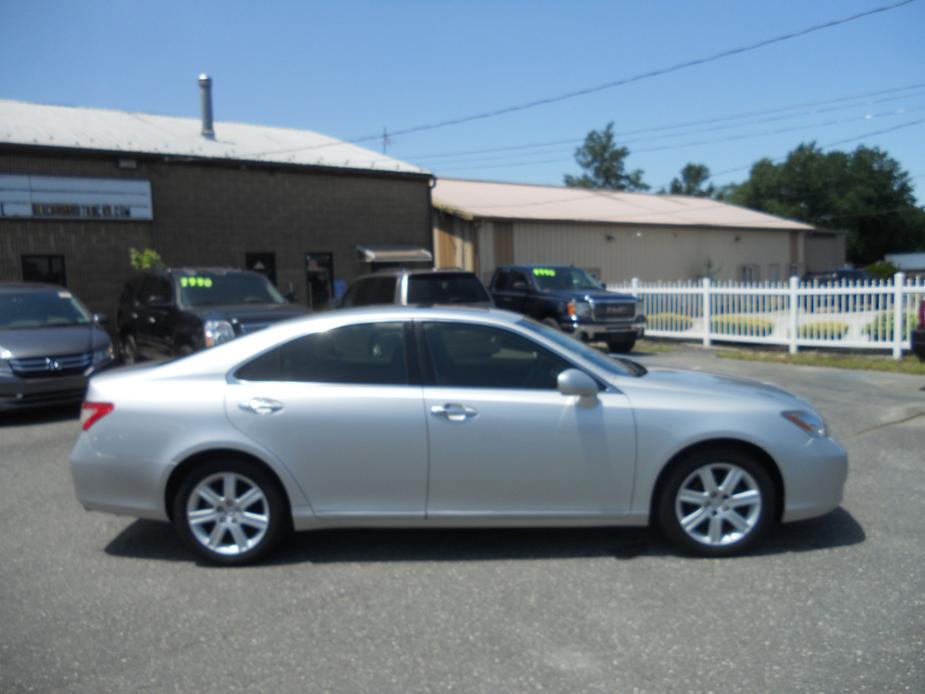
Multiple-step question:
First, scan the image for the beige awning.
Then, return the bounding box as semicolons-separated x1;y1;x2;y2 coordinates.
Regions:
357;245;433;263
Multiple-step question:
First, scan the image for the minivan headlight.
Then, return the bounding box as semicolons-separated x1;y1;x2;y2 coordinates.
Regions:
204;319;235;347
0;347;12;375
782;410;827;438
92;345;114;365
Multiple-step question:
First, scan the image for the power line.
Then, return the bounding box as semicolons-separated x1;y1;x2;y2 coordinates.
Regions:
241;0;918;159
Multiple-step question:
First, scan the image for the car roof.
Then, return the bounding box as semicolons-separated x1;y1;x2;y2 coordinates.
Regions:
0;282;72;294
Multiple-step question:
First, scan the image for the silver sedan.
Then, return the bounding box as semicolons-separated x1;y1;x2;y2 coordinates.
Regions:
70;307;847;565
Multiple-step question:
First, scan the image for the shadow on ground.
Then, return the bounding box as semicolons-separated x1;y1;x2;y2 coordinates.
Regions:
104;507;864;566
0;403;79;427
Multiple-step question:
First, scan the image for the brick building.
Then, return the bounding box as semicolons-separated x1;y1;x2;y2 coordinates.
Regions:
0;85;433;316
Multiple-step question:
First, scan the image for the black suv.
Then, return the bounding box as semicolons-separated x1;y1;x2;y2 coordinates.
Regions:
489;265;644;352
117;268;307;362
339;268;492;308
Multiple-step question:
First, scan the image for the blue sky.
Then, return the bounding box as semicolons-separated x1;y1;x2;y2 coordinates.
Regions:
2;0;923;199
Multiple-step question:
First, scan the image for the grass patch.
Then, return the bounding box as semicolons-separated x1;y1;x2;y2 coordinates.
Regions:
717;349;925;375
635;338;681;354
711;316;774;337
798;321;849;339
646;312;694;331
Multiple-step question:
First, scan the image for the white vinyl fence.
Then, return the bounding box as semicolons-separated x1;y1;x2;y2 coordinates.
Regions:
608;273;924;359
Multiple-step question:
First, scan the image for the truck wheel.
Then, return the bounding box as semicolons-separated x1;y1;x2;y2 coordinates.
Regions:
607;336;636;353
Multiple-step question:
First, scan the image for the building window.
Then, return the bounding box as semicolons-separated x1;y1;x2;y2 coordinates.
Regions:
245;252;277;285
738;264;760;283
22;255;66;286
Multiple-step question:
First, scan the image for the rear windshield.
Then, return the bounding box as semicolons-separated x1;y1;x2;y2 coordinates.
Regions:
176;271;286;308
407;274;491;304
0;291;92;329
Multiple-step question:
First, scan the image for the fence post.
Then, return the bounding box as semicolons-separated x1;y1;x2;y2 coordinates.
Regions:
788;275;799;354
702;277;712;347
892;272;906;360
630;277;639;297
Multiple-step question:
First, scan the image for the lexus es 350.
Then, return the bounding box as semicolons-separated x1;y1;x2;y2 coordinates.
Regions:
70;307;847;565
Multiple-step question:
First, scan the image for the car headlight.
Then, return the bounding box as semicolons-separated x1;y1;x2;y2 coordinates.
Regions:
782;410;827;438
567;300;592;319
0;347;12;375
91;345;115;366
204;319;235;347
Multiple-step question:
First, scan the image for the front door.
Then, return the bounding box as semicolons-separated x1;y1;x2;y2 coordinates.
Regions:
305;252;334;311
419;321;636;517
225;321;428;516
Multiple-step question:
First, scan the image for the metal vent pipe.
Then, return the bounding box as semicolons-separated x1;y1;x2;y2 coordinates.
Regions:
198;73;214;138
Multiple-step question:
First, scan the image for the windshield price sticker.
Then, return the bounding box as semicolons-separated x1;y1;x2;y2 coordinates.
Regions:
532;268;556;277
180;276;214;288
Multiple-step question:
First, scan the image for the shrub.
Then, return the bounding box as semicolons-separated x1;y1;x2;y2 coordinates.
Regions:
711;316;774;336
798;321;849;339
646;312;693;331
129;247;164;271
862;312;916;340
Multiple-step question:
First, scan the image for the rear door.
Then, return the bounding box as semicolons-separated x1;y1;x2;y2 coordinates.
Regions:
225;321;429;516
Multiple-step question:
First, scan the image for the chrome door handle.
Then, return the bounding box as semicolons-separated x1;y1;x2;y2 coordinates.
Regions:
239;397;284;416
430;403;478;422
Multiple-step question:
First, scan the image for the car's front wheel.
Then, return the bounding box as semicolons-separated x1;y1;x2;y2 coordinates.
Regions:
657;448;776;557
173;458;287;565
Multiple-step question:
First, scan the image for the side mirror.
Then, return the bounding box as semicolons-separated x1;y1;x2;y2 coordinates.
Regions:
557;368;598;398
93;313;109;325
145;295;172;309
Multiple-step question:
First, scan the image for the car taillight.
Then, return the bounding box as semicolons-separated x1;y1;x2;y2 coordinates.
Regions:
81;402;114;431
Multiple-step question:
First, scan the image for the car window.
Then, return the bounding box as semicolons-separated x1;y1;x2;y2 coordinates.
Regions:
531;267;602;291
407;274;490;304
0;290;92;329
350;277;396;306
509;271;530;289
235;322;408;385
421;322;571;389
176;271;285;307
492;270;510;291
140;275;171;304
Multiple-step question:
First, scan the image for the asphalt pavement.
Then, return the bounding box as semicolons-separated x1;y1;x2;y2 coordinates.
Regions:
1;345;923;693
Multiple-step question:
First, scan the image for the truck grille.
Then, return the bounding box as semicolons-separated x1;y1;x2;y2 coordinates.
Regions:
592;302;636;322
9;353;92;378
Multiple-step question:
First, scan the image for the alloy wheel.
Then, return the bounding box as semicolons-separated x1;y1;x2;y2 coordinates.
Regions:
185;472;270;556
674;463;762;547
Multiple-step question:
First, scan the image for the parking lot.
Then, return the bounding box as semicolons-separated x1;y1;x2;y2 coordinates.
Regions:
1;346;923;693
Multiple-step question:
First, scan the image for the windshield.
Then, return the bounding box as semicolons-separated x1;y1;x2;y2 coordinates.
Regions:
531;267;603;292
176;271;286;308
519;318;644;378
0;290;93;329
407;274;491;304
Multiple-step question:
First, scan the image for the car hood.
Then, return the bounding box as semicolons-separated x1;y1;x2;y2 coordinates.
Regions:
0;324;110;358
637;367;811;408
187;303;308;324
540;289;636;303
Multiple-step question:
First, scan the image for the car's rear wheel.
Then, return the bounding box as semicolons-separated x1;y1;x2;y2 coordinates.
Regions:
173;458;287;566
120;333;138;364
607;336;636;353
657;448;776;557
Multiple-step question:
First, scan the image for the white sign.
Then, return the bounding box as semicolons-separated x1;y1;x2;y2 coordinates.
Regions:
0;174;153;220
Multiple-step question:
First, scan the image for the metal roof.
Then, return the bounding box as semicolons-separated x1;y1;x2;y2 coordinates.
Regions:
356;245;433;263
433;178;814;231
0;99;429;176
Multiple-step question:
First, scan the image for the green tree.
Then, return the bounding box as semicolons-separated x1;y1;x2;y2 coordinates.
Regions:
129;247;164;271
667;163;715;197
725;143;925;265
564;122;648;191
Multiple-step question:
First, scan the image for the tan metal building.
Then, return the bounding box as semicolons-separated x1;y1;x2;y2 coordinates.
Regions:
433;178;846;283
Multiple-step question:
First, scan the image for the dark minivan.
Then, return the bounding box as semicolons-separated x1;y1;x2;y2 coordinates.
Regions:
117;268;307;362
0;283;114;411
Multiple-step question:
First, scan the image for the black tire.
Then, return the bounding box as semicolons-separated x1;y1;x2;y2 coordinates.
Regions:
175;343;194;357
542;317;560;330
656;447;776;557
120;333;138;365
607;336;636;353
173;457;288;566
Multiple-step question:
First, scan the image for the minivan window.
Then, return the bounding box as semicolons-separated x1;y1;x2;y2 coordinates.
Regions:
407;274;490;304
177;271;285;307
0;291;92;329
236;322;408;385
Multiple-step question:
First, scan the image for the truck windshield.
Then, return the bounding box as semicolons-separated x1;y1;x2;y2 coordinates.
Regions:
0;291;92;329
531;267;602;292
177;272;286;307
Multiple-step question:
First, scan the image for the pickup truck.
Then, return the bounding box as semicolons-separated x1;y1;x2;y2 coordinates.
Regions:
489;264;644;352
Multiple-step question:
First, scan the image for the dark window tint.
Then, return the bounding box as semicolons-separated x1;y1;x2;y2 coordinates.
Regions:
22;255;66;286
407;274;490;304
422;322;571;389
350;277;396;306
140;275;172;304
236;322;408;385
492;270;511;291
176;271;285;307
0;290;92;329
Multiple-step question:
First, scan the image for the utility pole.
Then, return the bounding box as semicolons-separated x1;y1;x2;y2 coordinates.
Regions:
382;127;391;154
